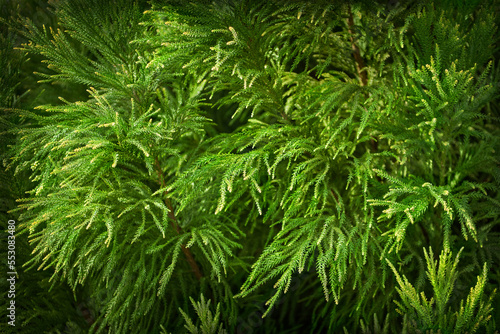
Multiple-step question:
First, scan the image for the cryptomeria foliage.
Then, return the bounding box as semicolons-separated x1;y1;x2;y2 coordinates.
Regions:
2;0;500;333
1;2;93;333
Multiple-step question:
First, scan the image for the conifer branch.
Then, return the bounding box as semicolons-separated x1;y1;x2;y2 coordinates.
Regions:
347;5;378;153
347;4;368;87
155;157;203;280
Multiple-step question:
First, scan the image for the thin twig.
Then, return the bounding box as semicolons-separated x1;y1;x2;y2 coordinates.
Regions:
348;5;378;153
347;4;368;87
155;157;203;280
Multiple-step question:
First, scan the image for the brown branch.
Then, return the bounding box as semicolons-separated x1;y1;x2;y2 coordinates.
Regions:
347;4;368;87
76;302;109;333
155;157;203;280
330;188;339;205
76;302;95;326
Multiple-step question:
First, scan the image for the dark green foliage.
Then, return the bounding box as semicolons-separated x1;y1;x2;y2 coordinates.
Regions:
2;0;499;333
1;2;91;333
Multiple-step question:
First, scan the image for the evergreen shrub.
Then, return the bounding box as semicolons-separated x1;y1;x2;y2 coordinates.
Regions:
1;0;499;333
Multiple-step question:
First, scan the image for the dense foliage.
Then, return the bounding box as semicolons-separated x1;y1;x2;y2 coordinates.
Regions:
1;0;499;333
